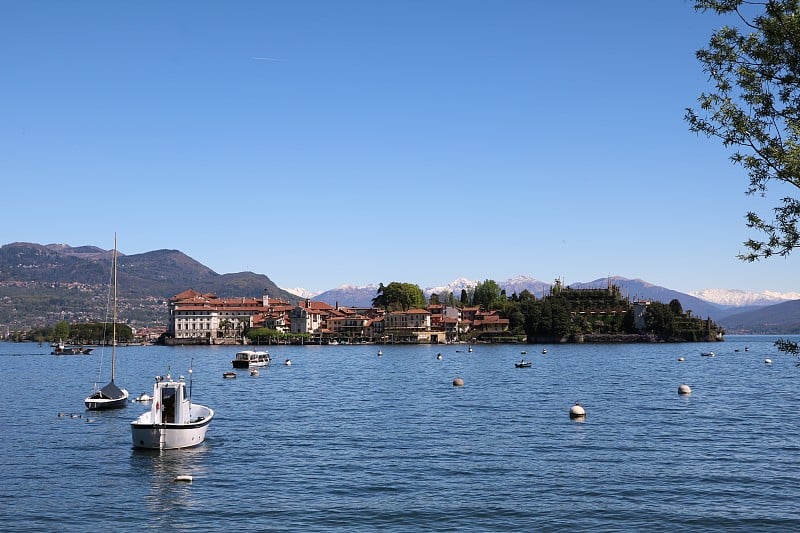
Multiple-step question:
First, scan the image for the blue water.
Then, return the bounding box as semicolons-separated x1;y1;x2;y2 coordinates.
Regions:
1;336;799;531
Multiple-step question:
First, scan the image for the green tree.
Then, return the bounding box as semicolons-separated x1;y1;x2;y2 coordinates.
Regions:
518;289;536;302
669;299;684;316
372;282;426;311
645;302;674;338
53;320;70;340
460;289;469;306
473;279;504;310
686;0;800;261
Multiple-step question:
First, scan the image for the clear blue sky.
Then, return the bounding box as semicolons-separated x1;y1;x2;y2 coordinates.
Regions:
2;1;797;295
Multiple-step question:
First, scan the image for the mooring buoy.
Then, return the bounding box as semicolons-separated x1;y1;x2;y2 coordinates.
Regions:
569;402;586;419
678;384;692;395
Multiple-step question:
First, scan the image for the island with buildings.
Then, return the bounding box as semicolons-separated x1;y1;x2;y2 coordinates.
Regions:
165;281;724;346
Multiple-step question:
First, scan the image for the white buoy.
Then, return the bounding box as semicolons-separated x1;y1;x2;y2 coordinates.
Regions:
174;475;193;483
135;393;152;402
765;358;772;364
436;353;442;360
452;377;464;387
678;384;692;395
250;368;259;376
378;350;383;356
677;357;685;362
542;349;548;354
569;402;586;419
284;359;292;366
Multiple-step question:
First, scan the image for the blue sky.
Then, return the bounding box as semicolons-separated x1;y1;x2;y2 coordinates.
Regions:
2;1;797;295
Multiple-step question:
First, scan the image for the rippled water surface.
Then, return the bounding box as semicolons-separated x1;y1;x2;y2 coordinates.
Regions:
2;336;799;531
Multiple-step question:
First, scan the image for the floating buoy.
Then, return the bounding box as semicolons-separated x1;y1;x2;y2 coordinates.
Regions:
174;475;193;483
135;393;151;402
542;349;548;354
765;358;772;364
677;357;685;362
436;353;442;360
250;368;259;376
378;350;383;356
468;346;473;352
284;359;292;366
452;377;464;387
569;402;586;419
678;384;692;395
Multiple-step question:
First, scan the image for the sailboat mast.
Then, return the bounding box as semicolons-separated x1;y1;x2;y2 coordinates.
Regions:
111;234;117;382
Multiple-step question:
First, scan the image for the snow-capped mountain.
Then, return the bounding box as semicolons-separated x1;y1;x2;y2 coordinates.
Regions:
498;275;552;298
314;284;381;307
689;289;800;307
284;287;319;299
301;275;797;325
424;277;478;297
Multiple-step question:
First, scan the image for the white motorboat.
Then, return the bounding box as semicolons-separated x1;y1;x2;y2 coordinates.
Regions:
130;369;213;450
231;350;270;368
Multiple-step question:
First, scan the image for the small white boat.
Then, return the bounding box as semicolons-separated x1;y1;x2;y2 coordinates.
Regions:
131;369;213;450
135;393;152;402
701;351;715;357
223;371;237;379
232;350;270;368
542;349;548;354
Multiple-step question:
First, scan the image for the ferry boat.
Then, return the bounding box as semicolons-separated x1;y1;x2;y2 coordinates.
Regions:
231;350;270;368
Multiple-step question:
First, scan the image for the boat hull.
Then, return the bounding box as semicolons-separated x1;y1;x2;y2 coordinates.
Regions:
131;406;214;449
85;389;129;410
231;359;270;368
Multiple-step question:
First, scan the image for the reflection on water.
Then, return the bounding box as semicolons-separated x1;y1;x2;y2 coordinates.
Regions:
132;445;211;514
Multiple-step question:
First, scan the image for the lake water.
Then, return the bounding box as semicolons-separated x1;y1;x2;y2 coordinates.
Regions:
1;336;799;531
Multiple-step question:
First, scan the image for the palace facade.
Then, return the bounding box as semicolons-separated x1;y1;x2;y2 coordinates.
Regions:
166;289;509;345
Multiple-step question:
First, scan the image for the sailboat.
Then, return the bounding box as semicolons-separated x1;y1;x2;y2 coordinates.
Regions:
84;235;129;410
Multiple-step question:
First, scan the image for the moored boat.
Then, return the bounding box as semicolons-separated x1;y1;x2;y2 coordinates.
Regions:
515;360;532;368
131;369;213;450
231;350;270;368
52;340;93;355
85;235;128;410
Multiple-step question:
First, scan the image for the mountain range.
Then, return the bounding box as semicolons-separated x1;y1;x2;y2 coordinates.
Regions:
0;241;798;334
